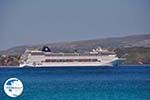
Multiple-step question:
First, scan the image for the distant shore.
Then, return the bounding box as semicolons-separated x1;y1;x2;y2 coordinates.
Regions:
1;47;150;66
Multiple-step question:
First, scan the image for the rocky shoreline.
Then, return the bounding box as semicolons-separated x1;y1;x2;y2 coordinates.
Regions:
0;55;20;66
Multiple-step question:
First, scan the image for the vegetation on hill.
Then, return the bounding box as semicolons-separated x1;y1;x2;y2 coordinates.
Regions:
115;47;150;64
0;34;150;55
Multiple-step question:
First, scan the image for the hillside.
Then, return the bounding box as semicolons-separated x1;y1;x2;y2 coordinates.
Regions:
0;34;150;55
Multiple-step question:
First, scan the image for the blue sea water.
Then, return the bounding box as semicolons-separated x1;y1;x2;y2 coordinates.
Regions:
0;66;150;100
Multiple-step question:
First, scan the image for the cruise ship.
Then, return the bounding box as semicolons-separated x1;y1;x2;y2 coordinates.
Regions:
19;46;120;67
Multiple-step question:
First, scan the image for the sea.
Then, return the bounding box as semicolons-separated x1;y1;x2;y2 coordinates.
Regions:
0;65;150;100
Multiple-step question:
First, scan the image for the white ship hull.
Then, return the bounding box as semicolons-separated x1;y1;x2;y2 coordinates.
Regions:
20;63;112;67
19;58;119;67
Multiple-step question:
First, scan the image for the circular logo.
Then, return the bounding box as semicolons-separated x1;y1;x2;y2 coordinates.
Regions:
4;78;23;97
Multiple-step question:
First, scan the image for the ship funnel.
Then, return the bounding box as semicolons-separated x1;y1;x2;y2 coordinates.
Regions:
42;46;51;52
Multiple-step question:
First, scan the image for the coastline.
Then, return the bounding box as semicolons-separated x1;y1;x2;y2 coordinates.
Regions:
0;64;150;68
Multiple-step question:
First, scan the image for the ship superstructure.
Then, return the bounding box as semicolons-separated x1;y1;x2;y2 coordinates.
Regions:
19;46;119;67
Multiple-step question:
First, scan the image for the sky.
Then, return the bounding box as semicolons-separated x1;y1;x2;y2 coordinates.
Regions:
0;0;150;50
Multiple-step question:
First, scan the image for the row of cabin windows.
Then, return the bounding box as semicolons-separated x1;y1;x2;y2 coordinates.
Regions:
31;52;115;56
31;53;98;56
45;59;99;62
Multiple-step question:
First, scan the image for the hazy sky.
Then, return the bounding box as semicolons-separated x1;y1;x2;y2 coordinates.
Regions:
0;0;150;50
